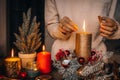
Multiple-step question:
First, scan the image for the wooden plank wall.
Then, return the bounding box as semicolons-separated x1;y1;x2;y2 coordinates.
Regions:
0;0;7;57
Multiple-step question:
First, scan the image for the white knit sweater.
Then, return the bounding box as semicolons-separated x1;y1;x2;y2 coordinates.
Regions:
45;0;120;60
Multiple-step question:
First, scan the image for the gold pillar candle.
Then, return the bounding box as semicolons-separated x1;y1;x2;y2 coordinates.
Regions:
75;20;92;63
4;49;21;78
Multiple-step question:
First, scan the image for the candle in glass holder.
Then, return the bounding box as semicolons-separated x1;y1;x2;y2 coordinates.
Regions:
26;61;40;78
37;45;51;74
75;20;92;63
4;49;21;78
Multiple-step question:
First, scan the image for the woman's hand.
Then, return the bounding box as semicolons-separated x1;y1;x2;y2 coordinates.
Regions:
99;16;118;38
58;16;78;40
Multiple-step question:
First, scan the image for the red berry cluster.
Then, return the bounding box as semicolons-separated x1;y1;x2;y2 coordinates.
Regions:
88;51;97;61
55;49;70;61
88;50;103;65
78;50;98;65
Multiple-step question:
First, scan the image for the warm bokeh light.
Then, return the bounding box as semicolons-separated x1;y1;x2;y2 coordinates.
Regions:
83;20;86;32
42;45;45;51
11;48;14;57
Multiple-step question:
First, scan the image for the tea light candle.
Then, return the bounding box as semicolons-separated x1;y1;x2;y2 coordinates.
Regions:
26;61;40;78
75;20;92;63
37;45;51;74
4;49;21;78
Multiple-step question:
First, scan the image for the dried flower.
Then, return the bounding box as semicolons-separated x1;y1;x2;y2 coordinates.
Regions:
13;8;42;54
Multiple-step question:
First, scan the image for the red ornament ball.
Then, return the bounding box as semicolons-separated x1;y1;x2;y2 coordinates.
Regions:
19;71;27;78
78;57;85;65
91;51;96;56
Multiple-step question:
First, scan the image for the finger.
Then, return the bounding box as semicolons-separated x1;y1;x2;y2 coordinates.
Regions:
60;19;75;31
58;23;67;33
100;32;114;38
58;22;72;40
100;33;109;38
61;16;78;31
100;27;113;36
64;16;78;30
62;26;73;32
58;31;71;40
101;22;115;27
60;19;74;32
100;25;114;32
101;17;116;26
58;23;72;35
101;22;118;32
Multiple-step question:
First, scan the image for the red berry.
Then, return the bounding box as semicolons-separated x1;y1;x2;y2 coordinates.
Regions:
65;50;70;55
91;51;96;56
78;57;85;65
20;72;27;78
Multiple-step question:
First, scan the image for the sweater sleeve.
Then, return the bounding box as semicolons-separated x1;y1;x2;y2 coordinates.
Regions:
108;0;120;39
45;0;67;40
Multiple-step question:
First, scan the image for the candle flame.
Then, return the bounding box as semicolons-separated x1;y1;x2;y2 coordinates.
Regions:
42;45;46;51
11;48;14;57
83;20;86;32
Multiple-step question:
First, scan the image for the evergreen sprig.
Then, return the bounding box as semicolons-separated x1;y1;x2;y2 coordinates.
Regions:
14;8;42;54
